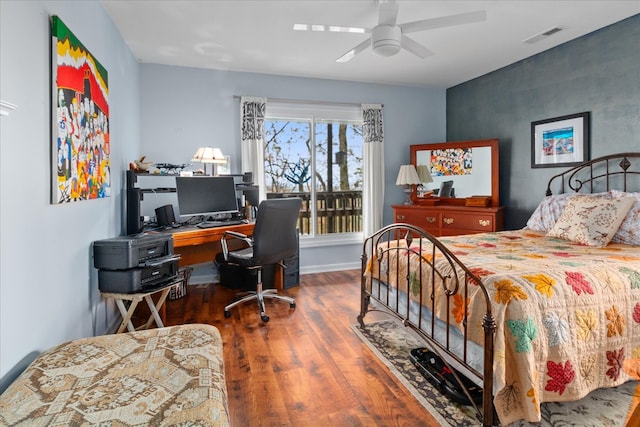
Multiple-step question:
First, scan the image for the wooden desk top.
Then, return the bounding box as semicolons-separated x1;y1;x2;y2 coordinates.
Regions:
151;222;255;248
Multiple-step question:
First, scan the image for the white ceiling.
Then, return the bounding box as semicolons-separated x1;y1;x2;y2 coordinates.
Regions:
100;0;640;88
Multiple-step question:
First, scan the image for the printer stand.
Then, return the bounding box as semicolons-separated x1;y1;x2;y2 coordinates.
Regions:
102;281;178;333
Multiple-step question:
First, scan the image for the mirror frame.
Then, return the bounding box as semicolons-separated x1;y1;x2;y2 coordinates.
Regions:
410;139;500;207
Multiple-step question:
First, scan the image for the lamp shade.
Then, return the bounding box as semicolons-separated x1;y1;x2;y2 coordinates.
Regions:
416;165;434;184
192;147;227;164
395;164;421;186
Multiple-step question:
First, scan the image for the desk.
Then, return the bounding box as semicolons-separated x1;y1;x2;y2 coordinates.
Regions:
169;223;255;266
167;222;286;289
151;221;287;291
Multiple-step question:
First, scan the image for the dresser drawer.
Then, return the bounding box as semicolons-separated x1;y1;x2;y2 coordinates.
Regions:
394;209;439;231
440;212;495;232
392;205;504;237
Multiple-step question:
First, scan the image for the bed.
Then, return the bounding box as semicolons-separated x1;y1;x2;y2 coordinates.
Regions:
0;324;229;426
358;153;640;426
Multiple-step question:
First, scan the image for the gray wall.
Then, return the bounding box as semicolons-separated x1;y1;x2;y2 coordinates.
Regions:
447;14;640;229
138;64;446;273
0;0;140;385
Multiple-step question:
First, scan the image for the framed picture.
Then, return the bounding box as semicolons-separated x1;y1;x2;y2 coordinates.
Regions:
51;16;110;204
531;112;589;168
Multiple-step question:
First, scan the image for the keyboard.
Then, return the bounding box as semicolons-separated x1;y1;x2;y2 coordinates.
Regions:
196;219;247;229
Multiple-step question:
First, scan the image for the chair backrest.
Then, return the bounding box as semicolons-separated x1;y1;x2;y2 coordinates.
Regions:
251;198;302;265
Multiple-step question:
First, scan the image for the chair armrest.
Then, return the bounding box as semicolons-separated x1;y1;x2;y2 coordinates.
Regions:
221;231;253;260
224;230;249;240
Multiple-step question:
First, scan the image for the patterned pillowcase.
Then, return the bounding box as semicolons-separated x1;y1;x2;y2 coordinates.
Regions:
546;195;635;246
525;192;611;232
611;190;640;245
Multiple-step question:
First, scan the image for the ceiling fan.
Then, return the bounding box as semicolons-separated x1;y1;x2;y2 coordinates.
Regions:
293;0;486;62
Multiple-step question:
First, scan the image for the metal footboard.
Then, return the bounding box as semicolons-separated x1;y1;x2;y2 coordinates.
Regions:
358;223;496;426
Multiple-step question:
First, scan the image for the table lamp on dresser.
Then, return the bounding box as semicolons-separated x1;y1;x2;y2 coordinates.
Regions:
396;164;421;204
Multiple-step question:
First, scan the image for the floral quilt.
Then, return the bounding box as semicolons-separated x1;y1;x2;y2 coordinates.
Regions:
366;229;640;425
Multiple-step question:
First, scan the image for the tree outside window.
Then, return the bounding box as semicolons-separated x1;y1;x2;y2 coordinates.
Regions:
264;118;362;236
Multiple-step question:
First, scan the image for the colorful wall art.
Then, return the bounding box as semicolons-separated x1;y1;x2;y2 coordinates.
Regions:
51;16;109;204
531;112;589;168
430;148;472;176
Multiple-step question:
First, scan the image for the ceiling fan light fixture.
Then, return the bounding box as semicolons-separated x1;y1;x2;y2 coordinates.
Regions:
372;25;401;56
329;26;366;33
522;26;563;44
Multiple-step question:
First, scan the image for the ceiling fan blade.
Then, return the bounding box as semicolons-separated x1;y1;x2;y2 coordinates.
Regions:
378;0;399;26
336;38;371;63
400;10;487;34
293;23;369;34
401;35;433;59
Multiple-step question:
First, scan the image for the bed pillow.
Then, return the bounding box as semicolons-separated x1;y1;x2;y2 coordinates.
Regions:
611;190;640;245
526;192;611;232
546;195;635;246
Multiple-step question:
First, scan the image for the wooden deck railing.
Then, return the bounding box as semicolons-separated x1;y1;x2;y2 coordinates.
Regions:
267;191;362;234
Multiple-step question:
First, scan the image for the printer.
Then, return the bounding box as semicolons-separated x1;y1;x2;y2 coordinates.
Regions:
93;234;179;293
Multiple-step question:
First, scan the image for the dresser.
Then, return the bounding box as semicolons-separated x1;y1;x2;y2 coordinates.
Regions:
392;204;505;236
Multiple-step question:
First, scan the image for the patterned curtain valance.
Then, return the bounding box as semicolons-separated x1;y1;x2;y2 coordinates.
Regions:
361;103;384;236
241;97;266;142
362;104;384;144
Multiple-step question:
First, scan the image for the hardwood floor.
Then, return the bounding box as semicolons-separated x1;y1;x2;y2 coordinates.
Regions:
164;269;441;426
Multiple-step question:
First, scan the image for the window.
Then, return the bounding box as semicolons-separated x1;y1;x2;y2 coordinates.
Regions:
264;102;363;237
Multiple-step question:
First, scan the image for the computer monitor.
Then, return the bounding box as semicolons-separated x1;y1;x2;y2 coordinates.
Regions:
175;176;239;221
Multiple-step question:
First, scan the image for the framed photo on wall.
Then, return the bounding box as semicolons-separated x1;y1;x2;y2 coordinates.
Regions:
531;112;590;168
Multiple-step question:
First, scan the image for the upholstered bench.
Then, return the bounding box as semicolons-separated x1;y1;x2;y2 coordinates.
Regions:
0;324;229;426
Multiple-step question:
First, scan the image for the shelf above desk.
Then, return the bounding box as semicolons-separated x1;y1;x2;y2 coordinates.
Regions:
140;188;176;194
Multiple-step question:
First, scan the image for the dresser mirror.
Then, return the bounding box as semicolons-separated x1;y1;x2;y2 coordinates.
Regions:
410;139;500;206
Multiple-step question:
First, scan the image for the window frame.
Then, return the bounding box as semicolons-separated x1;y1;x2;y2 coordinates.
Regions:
264;101;363;241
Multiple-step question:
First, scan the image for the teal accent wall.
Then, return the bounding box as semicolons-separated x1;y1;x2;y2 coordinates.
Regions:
446;14;640;229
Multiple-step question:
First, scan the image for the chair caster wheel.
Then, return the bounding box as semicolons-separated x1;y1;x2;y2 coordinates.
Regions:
290;302;296;309
224;310;231;318
261;315;270;322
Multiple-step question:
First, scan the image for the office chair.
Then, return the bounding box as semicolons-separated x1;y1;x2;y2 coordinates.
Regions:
220;197;302;322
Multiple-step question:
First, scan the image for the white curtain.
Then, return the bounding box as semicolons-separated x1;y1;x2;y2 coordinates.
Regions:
240;97;267;202
362;104;385;237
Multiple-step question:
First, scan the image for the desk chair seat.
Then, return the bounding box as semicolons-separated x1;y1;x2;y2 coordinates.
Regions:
220;198;302;322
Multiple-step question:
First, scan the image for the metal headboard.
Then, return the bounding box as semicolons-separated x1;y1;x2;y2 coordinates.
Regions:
545;152;640;196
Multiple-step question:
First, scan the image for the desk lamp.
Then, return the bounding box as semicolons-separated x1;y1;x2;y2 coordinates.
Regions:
192;147;227;175
396;164;421;204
